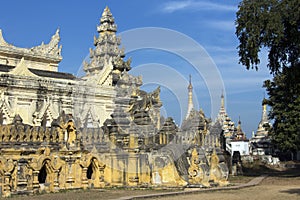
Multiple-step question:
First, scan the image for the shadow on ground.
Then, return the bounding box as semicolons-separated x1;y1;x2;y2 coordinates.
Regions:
242;161;300;178
280;188;300;196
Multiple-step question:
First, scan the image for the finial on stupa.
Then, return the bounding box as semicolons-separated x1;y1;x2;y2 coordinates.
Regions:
98;6;117;34
188;74;193;90
221;91;225;109
55;27;60;35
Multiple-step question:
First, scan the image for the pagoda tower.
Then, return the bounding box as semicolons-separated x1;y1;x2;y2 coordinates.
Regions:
217;92;227;123
185;75;194;119
255;98;271;137
83;6;130;85
235;118;246;140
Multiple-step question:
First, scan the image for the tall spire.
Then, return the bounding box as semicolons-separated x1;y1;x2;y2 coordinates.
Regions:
256;98;271;136
188;74;193;90
98;6;117;35
83;6;125;81
217;92;227;123
261;98;269;125
221;91;224;109
235;116;246;140
186;75;194;119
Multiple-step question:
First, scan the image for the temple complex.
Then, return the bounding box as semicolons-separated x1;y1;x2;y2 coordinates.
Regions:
215;94;248;152
0;6;230;197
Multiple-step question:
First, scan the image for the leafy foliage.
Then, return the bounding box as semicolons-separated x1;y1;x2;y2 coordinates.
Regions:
264;65;300;152
236;0;300;152
236;0;300;73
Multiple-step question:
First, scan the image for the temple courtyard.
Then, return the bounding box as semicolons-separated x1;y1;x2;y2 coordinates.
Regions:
2;163;299;200
0;4;299;200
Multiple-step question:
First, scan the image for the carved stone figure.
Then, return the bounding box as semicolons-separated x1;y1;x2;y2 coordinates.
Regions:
66;120;77;147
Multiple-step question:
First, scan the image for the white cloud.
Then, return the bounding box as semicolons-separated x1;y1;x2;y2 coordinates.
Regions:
162;1;192;13
205;45;236;53
161;0;237;13
203;20;236;31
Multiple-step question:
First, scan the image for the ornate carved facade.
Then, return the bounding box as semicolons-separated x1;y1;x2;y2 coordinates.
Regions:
0;6;229;197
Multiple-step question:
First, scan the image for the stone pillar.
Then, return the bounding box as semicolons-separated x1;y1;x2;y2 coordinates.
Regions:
65;157;75;189
154;106;161;129
128;154;139;186
98;163;105;187
159;133;163;145
81;167;88;189
32;170;40;193
53;170;60;192
129;134;138;149
3;173;11;197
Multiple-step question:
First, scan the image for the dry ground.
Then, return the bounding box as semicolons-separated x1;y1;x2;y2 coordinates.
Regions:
3;163;300;200
160;163;300;200
160;177;300;200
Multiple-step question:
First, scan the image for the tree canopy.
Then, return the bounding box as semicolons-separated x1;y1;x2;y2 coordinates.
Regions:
236;0;299;73
236;0;300;153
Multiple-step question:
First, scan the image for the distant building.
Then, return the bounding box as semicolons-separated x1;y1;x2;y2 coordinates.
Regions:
231;140;250;156
180;75;209;147
215;94;249;156
230;120;249;156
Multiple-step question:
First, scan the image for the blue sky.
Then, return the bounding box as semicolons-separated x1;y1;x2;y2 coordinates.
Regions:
0;0;272;137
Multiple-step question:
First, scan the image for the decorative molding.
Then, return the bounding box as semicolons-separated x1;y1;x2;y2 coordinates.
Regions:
0;29;62;63
9;57;38;77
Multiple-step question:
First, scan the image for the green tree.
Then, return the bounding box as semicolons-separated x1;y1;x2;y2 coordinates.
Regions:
236;0;300;153
264;66;300;152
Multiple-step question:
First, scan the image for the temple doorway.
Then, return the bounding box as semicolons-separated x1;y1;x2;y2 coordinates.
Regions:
87;162;94;180
38;164;47;184
38;161;53;192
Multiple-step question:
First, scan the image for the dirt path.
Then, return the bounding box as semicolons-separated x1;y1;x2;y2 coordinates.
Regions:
158;165;300;200
159;182;300;200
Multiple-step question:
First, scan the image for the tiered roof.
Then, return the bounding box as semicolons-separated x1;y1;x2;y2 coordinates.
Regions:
83;6;127;79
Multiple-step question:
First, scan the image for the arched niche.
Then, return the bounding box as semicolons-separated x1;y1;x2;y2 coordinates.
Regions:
38;164;47;184
86;158;98;181
87;162;93;180
37;160;54;192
